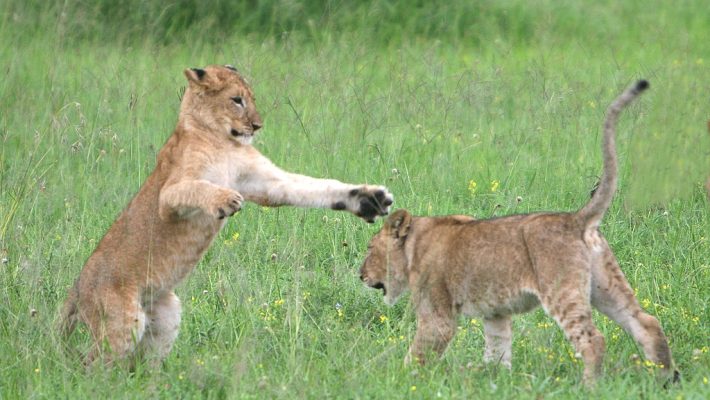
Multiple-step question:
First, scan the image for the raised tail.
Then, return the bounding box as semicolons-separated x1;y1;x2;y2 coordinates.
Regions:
577;80;649;227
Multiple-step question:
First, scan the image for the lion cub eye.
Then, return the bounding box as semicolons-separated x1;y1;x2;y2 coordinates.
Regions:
231;96;245;107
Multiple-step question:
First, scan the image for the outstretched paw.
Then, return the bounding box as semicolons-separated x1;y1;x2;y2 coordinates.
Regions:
348;186;394;223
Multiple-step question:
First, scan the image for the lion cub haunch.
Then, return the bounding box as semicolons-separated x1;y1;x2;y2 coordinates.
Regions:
360;81;678;385
60;65;393;366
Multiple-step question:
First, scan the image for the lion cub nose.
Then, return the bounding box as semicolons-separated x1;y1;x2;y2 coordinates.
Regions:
251;122;262;131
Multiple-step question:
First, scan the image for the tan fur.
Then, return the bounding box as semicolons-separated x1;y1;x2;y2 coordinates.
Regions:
60;65;393;366
360;81;678;385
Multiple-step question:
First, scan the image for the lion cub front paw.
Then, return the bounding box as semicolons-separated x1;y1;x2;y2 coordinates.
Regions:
210;189;243;219
343;185;394;223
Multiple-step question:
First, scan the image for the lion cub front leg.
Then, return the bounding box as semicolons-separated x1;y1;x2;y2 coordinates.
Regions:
159;179;243;220
406;315;456;365
483;315;512;368
406;297;456;365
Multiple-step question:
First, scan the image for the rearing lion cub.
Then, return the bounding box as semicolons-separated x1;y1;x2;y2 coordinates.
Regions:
60;65;393;365
360;80;678;384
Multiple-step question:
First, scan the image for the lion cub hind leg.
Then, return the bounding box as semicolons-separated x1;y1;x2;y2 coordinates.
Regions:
137;291;182;367
83;291;146;366
590;243;678;382
541;288;605;385
525;232;605;384
483;315;513;368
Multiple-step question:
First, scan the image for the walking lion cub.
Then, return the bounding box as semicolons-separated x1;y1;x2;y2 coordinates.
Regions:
360;80;678;384
60;65;393;366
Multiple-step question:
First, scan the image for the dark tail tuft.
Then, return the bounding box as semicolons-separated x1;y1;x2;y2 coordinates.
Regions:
634;79;649;93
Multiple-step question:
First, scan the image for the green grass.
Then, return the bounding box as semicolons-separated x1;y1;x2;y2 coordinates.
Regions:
1;1;709;398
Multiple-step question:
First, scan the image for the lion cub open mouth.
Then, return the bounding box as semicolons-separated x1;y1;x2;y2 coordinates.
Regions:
360;81;679;386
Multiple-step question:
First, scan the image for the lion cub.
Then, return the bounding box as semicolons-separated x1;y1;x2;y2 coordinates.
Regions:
60;65;393;366
360;81;678;384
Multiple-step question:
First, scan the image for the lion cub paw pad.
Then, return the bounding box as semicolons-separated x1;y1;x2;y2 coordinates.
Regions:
350;187;394;223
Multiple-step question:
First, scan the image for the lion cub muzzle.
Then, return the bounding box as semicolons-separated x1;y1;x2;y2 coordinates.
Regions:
230;121;262;138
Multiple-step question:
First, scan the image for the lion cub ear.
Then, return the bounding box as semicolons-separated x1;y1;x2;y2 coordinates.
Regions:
184;68;209;86
386;209;412;239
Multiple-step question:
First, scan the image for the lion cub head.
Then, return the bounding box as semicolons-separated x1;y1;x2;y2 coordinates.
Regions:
181;65;263;145
360;209;412;305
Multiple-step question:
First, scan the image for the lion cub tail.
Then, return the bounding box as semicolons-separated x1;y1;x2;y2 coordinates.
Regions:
577;80;649;228
57;281;79;337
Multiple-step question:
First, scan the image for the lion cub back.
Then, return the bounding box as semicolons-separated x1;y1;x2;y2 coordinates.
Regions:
408;214;553;316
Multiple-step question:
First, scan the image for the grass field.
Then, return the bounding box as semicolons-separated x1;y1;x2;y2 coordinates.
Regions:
1;1;708;398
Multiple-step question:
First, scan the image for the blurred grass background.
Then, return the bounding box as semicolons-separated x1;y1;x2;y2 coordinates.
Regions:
0;0;708;398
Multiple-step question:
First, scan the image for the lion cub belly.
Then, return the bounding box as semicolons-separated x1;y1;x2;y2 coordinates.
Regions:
458;290;540;318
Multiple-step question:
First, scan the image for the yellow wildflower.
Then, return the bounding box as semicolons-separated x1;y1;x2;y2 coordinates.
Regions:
490;179;500;192
468;180;477;195
224;232;240;246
